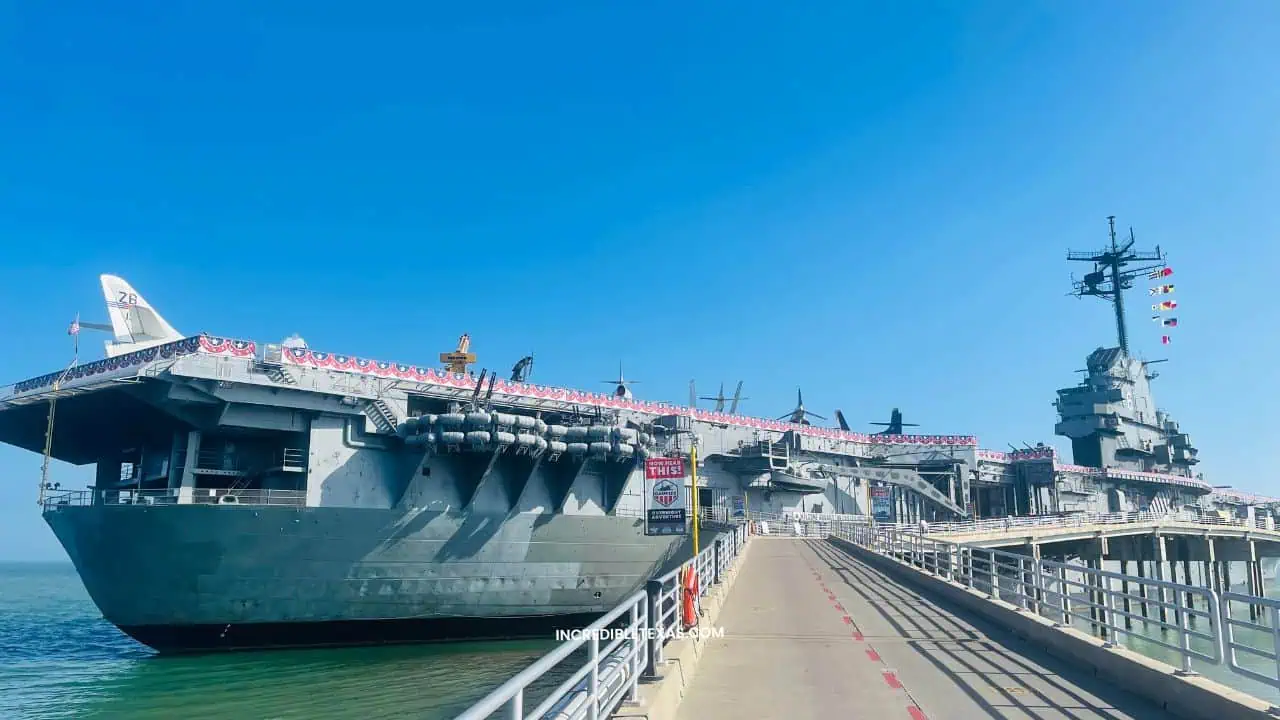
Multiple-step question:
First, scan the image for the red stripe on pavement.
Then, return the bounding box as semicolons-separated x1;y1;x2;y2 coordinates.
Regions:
865;648;881;662
882;671;902;689
852;631;864;641
907;706;928;720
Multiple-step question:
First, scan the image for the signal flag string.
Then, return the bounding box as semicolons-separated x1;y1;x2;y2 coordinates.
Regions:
1149;265;1176;345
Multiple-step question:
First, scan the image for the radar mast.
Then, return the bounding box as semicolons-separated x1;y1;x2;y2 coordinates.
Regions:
1067;216;1167;355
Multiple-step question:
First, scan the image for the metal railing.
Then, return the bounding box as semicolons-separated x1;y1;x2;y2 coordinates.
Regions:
926;509;1278;536
41;488;308;509
278;448;307;472
698;506;869;526
1221;592;1280;689
832;521;1280;690
171;447;308;475
190;488;308;506
925;511;1165;535
456;524;750;720
691;507;1268;543
708;508;1272;540
456;591;649;720
747;511;871;538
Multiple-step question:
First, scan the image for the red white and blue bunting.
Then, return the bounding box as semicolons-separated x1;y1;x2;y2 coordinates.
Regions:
272;344;979;447
2;333;1218;490
11;336;203;394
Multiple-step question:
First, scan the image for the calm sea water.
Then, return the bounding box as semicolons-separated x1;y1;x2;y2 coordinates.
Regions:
7;559;1280;718
0;563;562;720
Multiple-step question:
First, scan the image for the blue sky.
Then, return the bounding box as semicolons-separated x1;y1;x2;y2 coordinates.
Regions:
1;2;1276;560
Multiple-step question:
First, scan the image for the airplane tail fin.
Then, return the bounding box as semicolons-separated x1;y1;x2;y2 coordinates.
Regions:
100;274;183;357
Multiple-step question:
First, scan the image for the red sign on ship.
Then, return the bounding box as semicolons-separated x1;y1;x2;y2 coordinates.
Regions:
645;457;685;480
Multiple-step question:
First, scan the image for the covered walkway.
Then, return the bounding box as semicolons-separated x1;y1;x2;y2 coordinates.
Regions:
676;538;1168;719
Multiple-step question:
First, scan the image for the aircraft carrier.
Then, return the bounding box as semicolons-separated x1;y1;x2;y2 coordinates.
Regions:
1;218;1274;653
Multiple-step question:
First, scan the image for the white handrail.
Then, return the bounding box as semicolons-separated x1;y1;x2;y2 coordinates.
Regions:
926;509;1270;536
832;521;1280;691
1221;591;1280;689
41;487;308;508
456;523;750;720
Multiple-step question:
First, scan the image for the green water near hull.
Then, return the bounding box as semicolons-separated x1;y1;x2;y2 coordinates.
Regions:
0;563;564;719
9;555;1280;717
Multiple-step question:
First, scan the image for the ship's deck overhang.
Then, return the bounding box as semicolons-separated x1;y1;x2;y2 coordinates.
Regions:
0;386;185;465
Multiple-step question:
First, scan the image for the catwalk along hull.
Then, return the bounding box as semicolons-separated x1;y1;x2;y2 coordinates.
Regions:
45;505;688;653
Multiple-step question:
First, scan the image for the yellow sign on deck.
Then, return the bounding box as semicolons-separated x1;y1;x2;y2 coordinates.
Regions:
440;334;476;373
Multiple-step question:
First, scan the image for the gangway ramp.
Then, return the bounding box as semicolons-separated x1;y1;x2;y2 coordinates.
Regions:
676;538;1165;720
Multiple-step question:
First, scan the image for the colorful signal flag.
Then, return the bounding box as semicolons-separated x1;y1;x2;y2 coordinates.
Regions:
1147;267;1174;280
1152;300;1177;311
1162;335;1171;345
1148;284;1175;296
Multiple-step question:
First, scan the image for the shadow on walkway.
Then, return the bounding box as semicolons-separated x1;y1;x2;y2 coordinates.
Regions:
805;538;1166;719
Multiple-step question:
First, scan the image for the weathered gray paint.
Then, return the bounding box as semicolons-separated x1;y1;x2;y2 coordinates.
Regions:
3;323;1275;645
46;505;685;626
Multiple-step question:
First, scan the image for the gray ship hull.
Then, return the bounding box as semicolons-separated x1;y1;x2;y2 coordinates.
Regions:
45;505;690;653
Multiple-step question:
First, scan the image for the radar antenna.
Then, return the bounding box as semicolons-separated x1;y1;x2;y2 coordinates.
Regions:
1068;217;1166;355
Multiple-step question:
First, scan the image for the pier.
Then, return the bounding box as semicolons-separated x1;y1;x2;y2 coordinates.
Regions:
678;538;1166;719
457;514;1280;720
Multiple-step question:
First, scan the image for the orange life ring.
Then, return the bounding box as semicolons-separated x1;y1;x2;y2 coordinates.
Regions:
682;567;699;629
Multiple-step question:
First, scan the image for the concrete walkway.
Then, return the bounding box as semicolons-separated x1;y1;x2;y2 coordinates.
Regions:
675;538;1169;720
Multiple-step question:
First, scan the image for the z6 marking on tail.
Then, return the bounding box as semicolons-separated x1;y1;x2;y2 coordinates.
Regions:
99;274;183;357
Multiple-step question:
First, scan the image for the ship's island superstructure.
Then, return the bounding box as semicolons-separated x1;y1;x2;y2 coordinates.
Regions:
0;222;1274;652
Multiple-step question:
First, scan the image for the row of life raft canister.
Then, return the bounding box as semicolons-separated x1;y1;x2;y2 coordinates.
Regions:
397;411;653;459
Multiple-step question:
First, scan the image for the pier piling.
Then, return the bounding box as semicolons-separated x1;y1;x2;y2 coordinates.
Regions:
1136;560;1150;618
1152;537;1169;625
1119;560;1133;630
1182;558;1195;610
